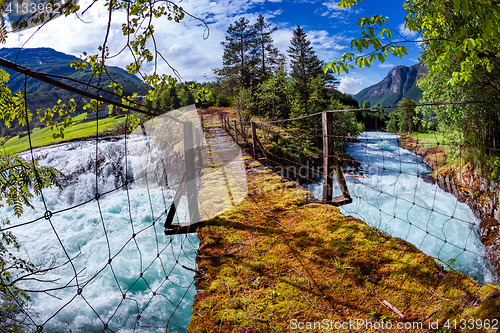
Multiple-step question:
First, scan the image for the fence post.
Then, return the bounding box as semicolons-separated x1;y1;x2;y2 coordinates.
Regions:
184;121;200;224
322;111;333;203
333;155;350;199
322;111;351;205
196;128;203;170
251;121;257;159
233;120;238;144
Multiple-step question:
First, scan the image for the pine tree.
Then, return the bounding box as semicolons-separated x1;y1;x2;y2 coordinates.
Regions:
253;14;281;83
287;26;323;107
216;17;257;91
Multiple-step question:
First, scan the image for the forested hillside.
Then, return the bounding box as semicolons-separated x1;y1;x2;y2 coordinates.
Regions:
0;47;147;136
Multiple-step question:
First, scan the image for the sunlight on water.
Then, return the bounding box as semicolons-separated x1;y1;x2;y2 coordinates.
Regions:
307;131;496;284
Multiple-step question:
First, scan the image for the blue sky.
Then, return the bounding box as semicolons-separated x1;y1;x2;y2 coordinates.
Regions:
3;0;422;94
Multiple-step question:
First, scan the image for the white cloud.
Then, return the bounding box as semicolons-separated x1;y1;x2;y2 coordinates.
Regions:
2;0;274;83
297;29;349;65
337;75;370;95
378;63;395;68
398;23;419;39
319;1;359;20
0;0;352;83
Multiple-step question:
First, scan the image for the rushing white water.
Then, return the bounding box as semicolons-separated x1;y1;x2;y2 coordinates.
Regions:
5;136;198;333
307;131;496;284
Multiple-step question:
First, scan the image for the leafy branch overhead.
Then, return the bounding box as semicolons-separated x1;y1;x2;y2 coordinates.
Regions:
325;0;500;85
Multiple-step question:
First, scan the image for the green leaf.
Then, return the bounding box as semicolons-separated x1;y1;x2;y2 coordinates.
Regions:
0;68;10;82
460;0;470;14
466;38;476;49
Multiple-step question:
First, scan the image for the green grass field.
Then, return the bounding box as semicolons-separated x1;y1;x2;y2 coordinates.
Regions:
1;116;122;156
72;112;88;121
405;130;445;146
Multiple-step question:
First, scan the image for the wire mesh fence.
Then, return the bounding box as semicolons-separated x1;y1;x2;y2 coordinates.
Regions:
1;54;500;332
222;104;500;285
0;63;222;331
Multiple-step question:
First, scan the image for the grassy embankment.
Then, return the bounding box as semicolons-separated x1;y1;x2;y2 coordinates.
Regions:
400;131;447;170
0;113;124;155
189;116;500;332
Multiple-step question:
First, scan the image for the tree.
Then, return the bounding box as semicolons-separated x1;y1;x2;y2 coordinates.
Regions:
287;25;323;107
324;0;500;171
177;84;196;107
253;14;282;83
325;0;500;86
387;97;417;133
254;66;293;119
216;17;257;92
407;0;500;167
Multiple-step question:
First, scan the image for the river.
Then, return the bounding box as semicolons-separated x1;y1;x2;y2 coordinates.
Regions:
6;136;198;333
4;130;495;332
306;131;496;284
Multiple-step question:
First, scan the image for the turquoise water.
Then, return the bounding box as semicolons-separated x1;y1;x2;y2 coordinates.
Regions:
307;131;496;284
6;137;199;332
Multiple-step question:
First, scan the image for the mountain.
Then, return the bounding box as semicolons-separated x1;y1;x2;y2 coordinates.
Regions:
0;47;148;113
354;63;427;107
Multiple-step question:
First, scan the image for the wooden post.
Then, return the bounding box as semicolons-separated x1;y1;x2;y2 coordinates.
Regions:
322;111;352;205
322;111;333;203
196;128;203;170
251;121;257;159
184;121;200;224
233;120;238;144
334;157;350;198
200;115;204;131
220;111;223;127
165;174;186;228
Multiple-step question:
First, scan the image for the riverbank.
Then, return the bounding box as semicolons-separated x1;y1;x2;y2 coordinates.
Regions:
400;134;500;279
188;151;500;332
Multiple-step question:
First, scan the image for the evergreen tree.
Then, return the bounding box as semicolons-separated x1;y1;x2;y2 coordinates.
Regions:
253;14;281;83
177;85;195;107
255;66;292;119
216;17;257;92
287;26;324;108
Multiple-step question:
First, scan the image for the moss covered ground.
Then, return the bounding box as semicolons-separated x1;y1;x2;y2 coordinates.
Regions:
188;155;499;332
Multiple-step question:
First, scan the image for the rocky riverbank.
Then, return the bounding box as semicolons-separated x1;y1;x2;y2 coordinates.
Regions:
400;136;500;280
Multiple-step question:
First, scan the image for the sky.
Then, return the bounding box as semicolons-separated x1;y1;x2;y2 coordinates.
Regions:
2;0;423;95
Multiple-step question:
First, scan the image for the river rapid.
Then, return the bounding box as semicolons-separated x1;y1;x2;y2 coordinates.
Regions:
5;136;198;333
307;131;496;284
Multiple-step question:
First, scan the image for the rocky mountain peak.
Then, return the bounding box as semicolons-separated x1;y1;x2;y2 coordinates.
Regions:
354;63;427;107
